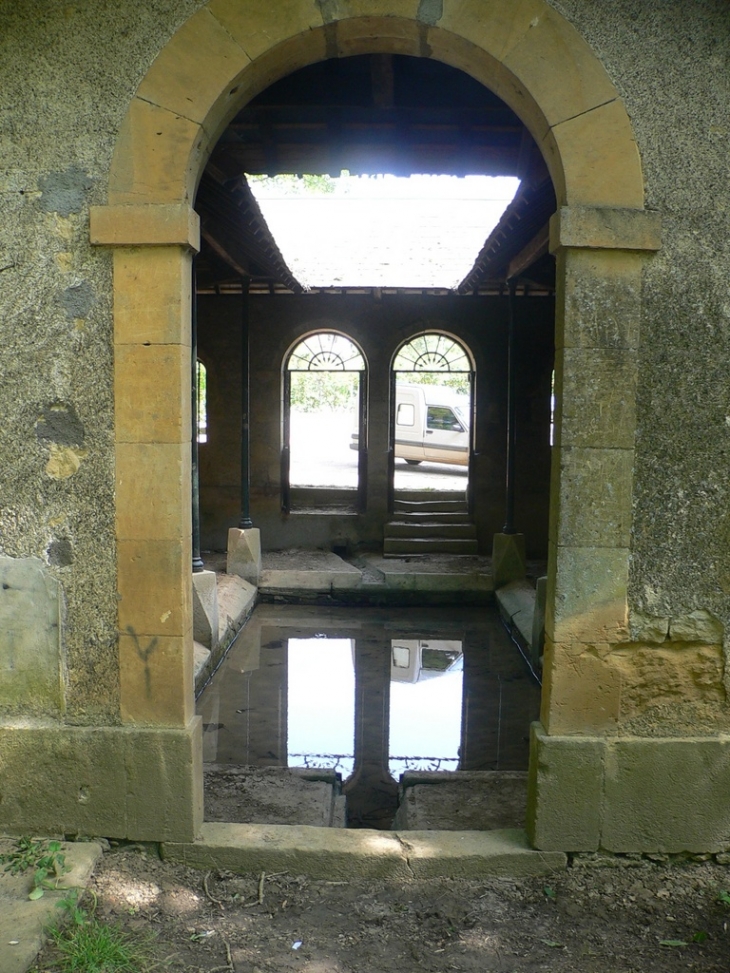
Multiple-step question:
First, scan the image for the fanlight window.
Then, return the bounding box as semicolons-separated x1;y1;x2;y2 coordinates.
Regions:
288;332;365;371
393;333;471;372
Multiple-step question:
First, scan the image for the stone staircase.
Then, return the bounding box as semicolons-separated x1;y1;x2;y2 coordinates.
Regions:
383;492;478;556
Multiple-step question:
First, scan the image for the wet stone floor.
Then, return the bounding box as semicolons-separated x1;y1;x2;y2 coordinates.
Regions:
197;605;541;830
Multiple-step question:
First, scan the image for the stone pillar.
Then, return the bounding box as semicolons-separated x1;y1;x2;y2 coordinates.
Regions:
528;206;662;849
89;202;203;838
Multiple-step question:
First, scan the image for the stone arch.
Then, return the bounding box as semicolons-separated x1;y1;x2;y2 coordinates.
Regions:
90;0;661;843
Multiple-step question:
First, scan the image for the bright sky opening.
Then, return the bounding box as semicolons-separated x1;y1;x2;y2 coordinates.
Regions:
248;172;520;289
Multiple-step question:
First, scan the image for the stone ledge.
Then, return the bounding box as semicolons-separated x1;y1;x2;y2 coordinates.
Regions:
550;206;661;253
162;822;566;879
90;203;200;249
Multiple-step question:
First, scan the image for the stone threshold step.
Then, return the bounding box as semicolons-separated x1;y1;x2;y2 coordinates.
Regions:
384;539;478;554
385;522;477;538
162;822;566;879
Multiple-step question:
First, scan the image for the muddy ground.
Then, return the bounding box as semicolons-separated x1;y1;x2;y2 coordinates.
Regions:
32;842;730;972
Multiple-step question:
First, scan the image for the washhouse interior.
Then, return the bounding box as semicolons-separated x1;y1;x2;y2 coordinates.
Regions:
193;53;555;830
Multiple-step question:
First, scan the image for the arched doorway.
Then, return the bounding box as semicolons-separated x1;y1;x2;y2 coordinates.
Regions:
391;331;473;487
282;331;368;513
91;3;660;845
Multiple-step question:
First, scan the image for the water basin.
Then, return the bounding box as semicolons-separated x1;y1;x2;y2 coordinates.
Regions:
197;604;540;829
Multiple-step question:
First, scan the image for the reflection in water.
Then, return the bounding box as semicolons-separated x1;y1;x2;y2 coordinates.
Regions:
288;638;355;776
198;605;540;828
390;640;463;777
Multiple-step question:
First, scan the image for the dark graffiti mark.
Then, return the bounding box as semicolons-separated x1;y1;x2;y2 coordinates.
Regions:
126;626;159;697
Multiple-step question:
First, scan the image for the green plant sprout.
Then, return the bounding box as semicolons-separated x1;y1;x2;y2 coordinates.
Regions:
0;836;69;899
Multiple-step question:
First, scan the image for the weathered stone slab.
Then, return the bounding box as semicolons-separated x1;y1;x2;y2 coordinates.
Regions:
393;771;528;831
260;550;361;592
162;822;566;880
0;720;202;843
495;579;535;647
0;839;102;973
527;723;605;852
204;767;338;827
163;821;411;880
400;829;567;878
0;556;63;716
602;736;730;853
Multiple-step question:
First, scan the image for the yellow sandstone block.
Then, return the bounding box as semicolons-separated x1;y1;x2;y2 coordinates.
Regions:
115;343;191;445
501;5;619;128
113;247;192;346
334;16;422;57
547;99;644;209
117;538;192;639
208;0;324;61
116;442;191;541
91;204;199;249
119;630;193;726
541;640;621;734
136;8;251;128
109;98;205;206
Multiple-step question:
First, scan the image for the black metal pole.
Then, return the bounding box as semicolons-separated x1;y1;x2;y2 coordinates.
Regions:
503;279;517;535
191;258;205;572
239;276;253;529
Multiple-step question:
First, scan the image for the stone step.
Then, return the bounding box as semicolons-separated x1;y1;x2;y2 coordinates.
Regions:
394;499;469;514
162;821;567;880
393;509;472;523
383;536;479;556
385;521;477;539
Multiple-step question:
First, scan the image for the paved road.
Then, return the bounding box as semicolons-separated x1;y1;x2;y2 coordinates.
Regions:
290;411;467;492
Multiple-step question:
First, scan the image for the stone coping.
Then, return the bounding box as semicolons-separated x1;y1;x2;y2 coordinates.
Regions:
162;822;566;879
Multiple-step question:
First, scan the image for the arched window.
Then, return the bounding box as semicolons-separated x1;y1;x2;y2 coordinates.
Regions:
288;332;366;372
390;332;474;501
393;333;471;374
196;359;207;444
282;331;368;512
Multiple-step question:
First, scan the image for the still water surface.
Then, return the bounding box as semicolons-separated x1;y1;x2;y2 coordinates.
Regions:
198;605;540;826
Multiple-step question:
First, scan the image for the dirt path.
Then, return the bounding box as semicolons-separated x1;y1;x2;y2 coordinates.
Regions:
33;845;730;972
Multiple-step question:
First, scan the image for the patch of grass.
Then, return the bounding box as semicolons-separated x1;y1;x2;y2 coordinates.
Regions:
35;891;156;973
50;917;149;973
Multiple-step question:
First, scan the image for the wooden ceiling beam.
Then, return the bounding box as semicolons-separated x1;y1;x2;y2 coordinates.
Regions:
507;222;550;282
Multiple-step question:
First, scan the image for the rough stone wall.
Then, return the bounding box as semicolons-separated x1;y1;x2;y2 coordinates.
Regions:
0;0;728;728
0;0;204;722
551;0;730;723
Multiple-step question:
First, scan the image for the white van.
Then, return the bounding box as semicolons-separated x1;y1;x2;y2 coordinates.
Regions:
351;382;471;467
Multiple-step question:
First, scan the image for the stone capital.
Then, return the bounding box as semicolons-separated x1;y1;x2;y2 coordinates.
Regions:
90;203;200;251
549;206;661;254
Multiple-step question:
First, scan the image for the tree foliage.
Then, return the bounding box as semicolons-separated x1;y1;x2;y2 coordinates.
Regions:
290;371;359;412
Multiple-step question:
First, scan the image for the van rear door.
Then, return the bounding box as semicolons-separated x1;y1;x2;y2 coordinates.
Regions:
394;388;425;463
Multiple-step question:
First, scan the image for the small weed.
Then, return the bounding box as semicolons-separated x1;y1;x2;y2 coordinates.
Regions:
717;890;730;907
0;836;69;899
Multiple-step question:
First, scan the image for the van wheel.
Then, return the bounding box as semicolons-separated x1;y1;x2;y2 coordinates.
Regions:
405;459;422;466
